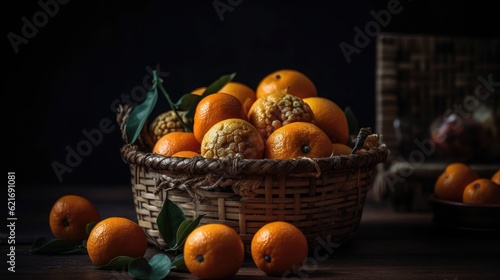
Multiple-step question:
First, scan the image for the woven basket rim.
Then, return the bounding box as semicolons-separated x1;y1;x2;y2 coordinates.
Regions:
120;143;388;175
116;103;388;175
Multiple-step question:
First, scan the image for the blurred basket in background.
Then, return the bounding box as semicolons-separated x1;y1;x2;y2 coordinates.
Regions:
374;33;500;210
117;105;388;251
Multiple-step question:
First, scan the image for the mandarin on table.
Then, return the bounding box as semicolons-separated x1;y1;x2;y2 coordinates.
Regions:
303;96;349;145
49;194;101;242
184;223;245;279
193;92;247;143
251;221;308;276
265;122;332;159
201;118;265;159
462;178;500;205
247;92;315;141
256;69;317;99
86;217;148;266
434;162;479;202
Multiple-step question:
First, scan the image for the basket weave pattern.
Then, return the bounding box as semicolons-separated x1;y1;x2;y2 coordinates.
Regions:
118;105;388;250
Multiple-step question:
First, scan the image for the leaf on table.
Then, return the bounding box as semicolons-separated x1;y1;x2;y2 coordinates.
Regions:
148;254;173;279
86;221;98;235
128;253;173;280
30;237;83;255
128;257;151;279
95;256;135;270
157;198;187;250
171;254;187;271
172;214;205;250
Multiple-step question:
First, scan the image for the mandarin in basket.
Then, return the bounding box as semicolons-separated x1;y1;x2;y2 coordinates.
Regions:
434;162;479;202
191;86;207;95
201;118;264;159
251;221;308;276
265;122;332;159
256;69;317;99
303;96;349;145
247;92;315;141
49;195;101;242
462;178;500;205
332;143;353;155
152;131;200;156
148;110;189;143
86;217;147;266
219;81;257;115
184;223;244;279
193;92;247;143
171;150;201;158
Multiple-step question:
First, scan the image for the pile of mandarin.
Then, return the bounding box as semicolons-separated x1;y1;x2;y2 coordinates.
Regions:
148;68;378;160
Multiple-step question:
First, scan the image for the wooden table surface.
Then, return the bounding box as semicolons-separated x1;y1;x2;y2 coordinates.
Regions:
2;184;499;279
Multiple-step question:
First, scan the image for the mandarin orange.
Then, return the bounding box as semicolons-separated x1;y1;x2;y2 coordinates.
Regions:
265;122;332;159
256;69;317;99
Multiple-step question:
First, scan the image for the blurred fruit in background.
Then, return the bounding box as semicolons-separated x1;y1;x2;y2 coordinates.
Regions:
434;162;479;202
462;178;500;205
429;104;499;162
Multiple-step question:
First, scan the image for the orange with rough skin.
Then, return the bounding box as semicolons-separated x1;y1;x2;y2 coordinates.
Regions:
86;217;148;266
49;195;101;242
434;162;480;202
247;92;315;141
193;92;248;143
491;169;500;185
184;223;244;279
148;110;189;143
152;131;201;156
265;122;332;159
462;178;500;205
251;221;308;276
201;118;264;159
219;81;257;115
171;150;201;158
332;143;353;155
303;97;349;144
256;69;317;99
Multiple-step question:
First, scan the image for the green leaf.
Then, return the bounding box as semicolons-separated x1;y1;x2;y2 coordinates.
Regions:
157;81;193;132
171;254;187;271
149;254;173;280
95;256;135;270
172;214;205;250
125;74;159;144
184;72;236;119
128;254;173;280
128;257;152;279
344;106;360;137
175;93;202;111
30;237;83;255
157;198;187;250
86;221;98;235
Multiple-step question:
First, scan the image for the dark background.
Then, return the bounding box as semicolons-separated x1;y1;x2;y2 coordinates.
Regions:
5;0;499;187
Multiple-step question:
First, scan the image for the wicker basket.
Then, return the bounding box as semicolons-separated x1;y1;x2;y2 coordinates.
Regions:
117;105;388;251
